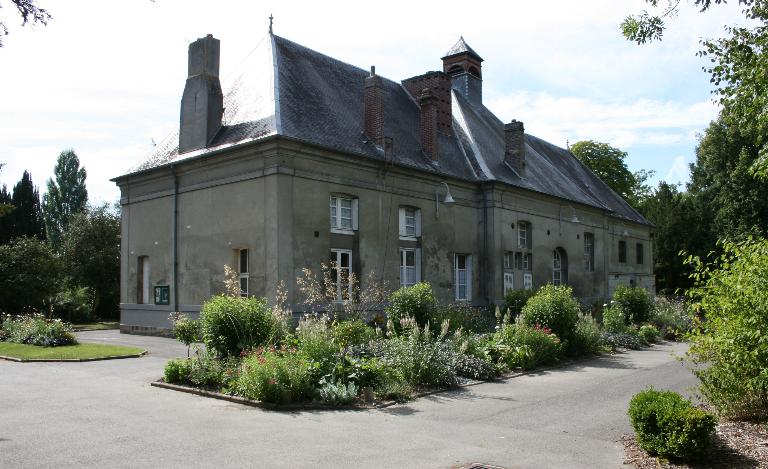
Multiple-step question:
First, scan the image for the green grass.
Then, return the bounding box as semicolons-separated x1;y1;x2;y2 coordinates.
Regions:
73;321;119;331
0;342;145;361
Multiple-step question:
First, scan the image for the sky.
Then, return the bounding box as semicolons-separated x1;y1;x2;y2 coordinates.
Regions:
0;0;750;205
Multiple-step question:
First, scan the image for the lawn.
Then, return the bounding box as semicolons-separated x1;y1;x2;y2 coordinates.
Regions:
0;342;145;361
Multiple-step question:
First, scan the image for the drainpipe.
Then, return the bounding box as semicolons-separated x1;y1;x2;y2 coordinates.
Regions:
171;165;179;312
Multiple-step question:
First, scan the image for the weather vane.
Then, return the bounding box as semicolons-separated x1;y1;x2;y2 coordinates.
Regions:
269;14;274;34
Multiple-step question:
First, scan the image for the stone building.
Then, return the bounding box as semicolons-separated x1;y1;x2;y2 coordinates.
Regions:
112;32;654;334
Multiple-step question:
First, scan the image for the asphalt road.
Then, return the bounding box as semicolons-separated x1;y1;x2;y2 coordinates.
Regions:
0;331;697;469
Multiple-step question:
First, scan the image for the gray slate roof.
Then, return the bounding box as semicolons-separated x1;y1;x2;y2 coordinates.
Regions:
443;36;483;61
127;34;649;226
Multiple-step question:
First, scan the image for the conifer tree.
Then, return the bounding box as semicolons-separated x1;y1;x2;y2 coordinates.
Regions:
9;171;45;240
43;149;88;249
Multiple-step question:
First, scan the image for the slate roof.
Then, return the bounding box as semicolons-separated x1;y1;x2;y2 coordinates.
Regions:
124;34;649;226
443;36;483;61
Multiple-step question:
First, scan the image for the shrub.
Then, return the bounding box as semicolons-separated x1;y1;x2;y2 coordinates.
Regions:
50;286;94;323
317;380;358;406
628;388;716;460
520;284;580;341
385;282;436;330
601;332;642;350
199;295;275;357
236;348;314;403
686;238;768;419
382;322;459;387
504;289;535;318
570;313;603;356
296;315;338;380
331;319;376;349
492;322;562;370
164;359;191;384
451;353;498;380
0;237;62;315
651;297;692;340
638;324;659;344
162;353;238;388
431;303;494;333
601;304;628;333
0;313;77;346
613;284;653;325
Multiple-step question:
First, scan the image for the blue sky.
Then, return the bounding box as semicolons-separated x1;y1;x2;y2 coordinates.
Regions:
0;0;748;203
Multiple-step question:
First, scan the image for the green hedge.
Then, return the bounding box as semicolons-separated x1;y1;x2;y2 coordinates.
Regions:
628;388;716;460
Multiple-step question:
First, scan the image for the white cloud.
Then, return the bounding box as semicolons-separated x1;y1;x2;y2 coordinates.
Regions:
665;155;691;184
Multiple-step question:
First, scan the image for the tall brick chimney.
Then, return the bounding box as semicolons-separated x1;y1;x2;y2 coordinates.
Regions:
504;120;525;176
402;71;452;135
179;34;224;154
419;89;439;161
364;66;384;145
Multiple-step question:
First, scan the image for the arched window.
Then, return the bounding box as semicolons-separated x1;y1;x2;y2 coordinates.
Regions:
467;66;481;78
553;248;568;286
447;65;463;77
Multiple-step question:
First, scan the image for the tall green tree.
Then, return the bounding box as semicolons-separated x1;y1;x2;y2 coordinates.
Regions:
9;170;44;240
43;149;88;249
570;140;652;208
0;163;12;218
689;118;768;240
60;204;120;319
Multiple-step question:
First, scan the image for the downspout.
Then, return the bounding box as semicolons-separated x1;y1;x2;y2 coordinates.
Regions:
481;183;489;305
171;165;179;312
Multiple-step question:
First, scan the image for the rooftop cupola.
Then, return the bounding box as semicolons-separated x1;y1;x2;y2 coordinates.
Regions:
179;34;224;154
442;36;483;107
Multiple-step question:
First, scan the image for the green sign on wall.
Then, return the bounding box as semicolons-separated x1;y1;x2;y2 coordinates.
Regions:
154;286;170;305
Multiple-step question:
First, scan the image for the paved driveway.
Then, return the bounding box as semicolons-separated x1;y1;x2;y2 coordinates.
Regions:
0;331;697;469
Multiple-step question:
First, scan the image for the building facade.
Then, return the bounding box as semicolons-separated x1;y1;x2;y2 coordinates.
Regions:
113;33;654;334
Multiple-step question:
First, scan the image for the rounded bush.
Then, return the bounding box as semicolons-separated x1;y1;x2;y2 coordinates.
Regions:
199;295;273;357
638;324;659;344
570;313;603;355
613;284;653;325
628;388;716;460
163;358;191;384
385;282;436;329
520;284;580;341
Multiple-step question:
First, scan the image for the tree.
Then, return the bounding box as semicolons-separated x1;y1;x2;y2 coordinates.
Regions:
43;149;88;249
689;118;768;240
622;0;768;179
60;204;120;319
8;170;44;241
0;236;60;314
0;0;52;47
570;140;651;208
0;163;12;218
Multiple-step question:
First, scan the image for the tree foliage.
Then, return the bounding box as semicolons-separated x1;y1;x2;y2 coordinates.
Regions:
0;163;12;218
622;0;768;179
5;170;45;242
686;237;768;419
59;204;120;319
43;149;88;249
0;236;60;314
570;140;652;208
0;0;52;47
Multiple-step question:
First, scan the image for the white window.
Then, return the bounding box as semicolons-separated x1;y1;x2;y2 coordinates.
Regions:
330;196;358;234
398;207;421;239
454;254;472;301
523;253;532;271
553;249;567;286
584;232;595;272
523;272;533;290
137;256;150;304
239;249;249;297
518;221;531;249
330;249;353;301
504;251;514;269
399;248;421;288
503;272;515;295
